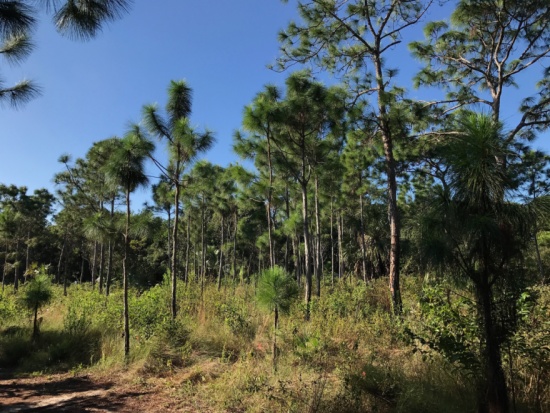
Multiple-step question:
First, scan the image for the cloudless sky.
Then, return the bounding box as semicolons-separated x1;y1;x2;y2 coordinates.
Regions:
1;1;548;209
1;1;300;206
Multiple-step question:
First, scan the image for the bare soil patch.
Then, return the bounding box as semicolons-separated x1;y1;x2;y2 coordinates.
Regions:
0;369;202;412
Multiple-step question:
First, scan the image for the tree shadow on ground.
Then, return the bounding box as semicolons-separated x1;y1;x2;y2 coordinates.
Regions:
0;374;149;412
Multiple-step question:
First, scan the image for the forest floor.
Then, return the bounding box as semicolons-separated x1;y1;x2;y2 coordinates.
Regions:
0;368;207;413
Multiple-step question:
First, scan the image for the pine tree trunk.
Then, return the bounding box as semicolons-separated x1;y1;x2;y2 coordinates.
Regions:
301;182;312;320
232;210;237;283
25;231;30;276
477;277;509;413
374;53;402;315
201;198;206;300
217;215;224;291
167;208;171;269
267;133;275;268
330;198;334;286
33;303;39;340
2;244;7;292
123;188;131;358
185;213;191;284
98;243;104;292
359;191;367;283
105;197;115;296
285;183;291;272
57;235;66;285
338;211;344;279
13;240;19;292
91;241;98;288
314;175;322;297
171;181;180;319
273;305;279;370
63;241;69;296
80;247;85;284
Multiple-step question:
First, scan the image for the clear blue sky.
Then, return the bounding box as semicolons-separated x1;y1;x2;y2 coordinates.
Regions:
1;1;299;205
1;1;548;208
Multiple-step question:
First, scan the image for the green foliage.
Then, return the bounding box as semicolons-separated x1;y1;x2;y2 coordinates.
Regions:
0;291;18;327
407;283;481;375
130;283;171;340
256;266;298;315
216;300;254;339
63;304;92;338
20;274;52;313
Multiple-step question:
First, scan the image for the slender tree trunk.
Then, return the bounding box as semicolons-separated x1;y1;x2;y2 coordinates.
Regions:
25;231;30;276
285;183;291;272
91;241;98;288
98;243;105;292
57;234;67;285
167;207;171;268
105;197;115;296
273;305;279;370
13;240;19;292
232;210;237;283
171;181;180;319
217;215;224;291
33;303;39;340
330;198;334;286
374;53;402;315
359;190;367;283
301;181;312;320
201;197;206;300
292;236;298;283
63;241;69;296
123;188;131;358
185;212;190;284
267;133;275;268
338;211;344;279
2;244;7;292
80;247;85;284
314;175;322;297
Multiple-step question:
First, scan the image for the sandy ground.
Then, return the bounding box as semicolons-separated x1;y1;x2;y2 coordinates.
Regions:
0;369;204;412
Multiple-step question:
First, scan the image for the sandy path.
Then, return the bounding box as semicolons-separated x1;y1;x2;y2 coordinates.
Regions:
0;370;197;412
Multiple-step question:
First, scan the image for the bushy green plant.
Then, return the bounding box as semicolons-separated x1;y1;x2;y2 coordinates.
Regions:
0;291;18;328
130;284;170;340
406;282;481;376
256;266;298;367
20;273;52;339
216;300;254;339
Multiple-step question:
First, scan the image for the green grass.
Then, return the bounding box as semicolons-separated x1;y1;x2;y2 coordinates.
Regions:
1;277;548;412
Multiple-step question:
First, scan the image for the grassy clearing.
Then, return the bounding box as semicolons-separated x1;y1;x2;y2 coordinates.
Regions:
1;276;548;412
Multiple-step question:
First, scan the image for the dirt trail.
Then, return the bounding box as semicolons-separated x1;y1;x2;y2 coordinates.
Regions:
0;370;198;412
